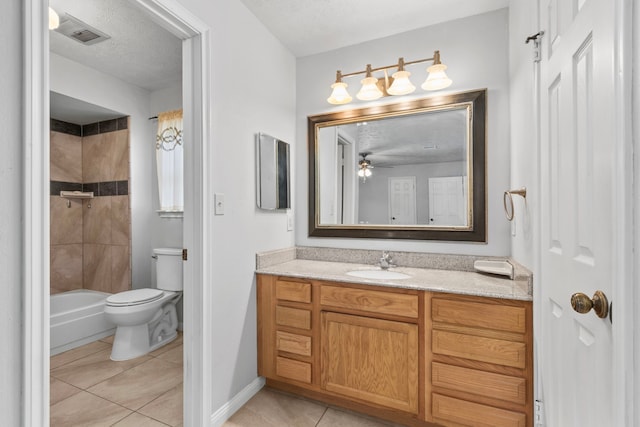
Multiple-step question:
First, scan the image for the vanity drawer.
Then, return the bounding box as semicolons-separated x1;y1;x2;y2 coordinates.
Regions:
432;394;526;427
432;298;527;334
276;280;312;303
320;285;419;319
276;306;311;330
276;331;311;356
276;356;311;383
432;362;527;405
432;330;526;369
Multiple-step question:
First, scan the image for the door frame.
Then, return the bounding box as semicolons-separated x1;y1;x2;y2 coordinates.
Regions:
23;1;212;425
533;0;634;424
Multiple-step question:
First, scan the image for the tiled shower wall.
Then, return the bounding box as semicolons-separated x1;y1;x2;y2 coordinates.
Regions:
50;118;131;295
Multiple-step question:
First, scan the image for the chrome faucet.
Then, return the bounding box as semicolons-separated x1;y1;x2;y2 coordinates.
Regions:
379;251;395;270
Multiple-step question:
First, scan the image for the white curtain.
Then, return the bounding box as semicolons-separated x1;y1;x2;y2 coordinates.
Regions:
156;109;183;212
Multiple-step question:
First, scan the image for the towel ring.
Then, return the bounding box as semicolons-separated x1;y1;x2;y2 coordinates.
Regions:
504;188;527;221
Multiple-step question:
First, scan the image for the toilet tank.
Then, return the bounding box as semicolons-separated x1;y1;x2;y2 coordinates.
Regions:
153;248;183;291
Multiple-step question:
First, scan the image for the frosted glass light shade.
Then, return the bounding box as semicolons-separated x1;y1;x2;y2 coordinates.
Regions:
49;7;60;30
387;70;416;95
364;168;372;177
422;63;452;91
327;82;352;105
356;76;383;101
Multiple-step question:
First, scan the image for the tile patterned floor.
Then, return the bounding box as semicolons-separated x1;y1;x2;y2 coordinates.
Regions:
51;334;402;427
223;388;405;427
50;333;183;427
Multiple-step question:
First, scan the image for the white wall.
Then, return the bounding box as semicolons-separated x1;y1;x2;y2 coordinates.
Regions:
358;162;465;224
508;1;538;271
0;1;24;424
176;0;297;413
50;53;157;290
296;9;511;255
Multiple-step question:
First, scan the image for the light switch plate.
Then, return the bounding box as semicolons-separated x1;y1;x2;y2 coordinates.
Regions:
286;209;294;231
214;193;225;215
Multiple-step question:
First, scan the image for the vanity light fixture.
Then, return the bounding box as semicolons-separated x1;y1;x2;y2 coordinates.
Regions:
356;65;383;101
327;50;452;105
49;7;60;30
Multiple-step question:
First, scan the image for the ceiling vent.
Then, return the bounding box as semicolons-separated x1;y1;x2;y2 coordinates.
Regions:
54;14;111;46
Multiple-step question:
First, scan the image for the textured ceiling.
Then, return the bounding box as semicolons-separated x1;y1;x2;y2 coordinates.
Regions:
239;0;510;57
49;0;182;92
337;107;468;167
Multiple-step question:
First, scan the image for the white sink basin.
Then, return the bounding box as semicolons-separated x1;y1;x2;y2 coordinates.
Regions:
346;269;411;280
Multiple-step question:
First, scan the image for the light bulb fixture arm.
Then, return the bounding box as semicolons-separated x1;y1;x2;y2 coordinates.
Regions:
335;51;440;80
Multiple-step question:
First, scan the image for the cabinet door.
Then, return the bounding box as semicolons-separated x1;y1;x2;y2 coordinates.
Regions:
321;312;418;413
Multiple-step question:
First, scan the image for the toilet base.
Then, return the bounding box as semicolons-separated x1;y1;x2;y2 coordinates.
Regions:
109;302;179;361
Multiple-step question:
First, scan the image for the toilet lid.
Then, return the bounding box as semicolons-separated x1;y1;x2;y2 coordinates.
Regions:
106;289;164;306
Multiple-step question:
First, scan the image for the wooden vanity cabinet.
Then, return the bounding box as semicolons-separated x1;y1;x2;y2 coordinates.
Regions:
257;274;533;427
425;293;533;427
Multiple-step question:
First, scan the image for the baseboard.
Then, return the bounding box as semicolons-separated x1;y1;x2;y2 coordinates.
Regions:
210;376;265;427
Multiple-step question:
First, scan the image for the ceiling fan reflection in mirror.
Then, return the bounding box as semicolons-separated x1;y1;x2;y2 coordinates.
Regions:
357;153;373;181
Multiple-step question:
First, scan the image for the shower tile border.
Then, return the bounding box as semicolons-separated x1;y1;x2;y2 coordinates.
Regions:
50;180;129;197
50;117;129;137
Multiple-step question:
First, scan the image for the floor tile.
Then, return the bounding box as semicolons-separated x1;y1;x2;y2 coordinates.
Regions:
317;408;404;427
50;391;131;427
50;340;111;369
223;388;327;427
88;358;183;410
99;334;115;344
138;382;183;426
50;377;81;405
51;349;152;389
156;345;183;366
112;412;170;426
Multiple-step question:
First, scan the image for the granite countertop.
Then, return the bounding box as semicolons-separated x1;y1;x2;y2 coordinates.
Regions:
256;258;532;301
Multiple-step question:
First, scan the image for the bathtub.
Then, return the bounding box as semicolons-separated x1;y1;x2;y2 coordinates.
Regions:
50;290;116;356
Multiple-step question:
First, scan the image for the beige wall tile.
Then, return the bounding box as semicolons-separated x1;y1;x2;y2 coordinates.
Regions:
51;244;83;292
112;196;130;245
51;196;83;244
83;133;110;182
50;131;82;182
111;129;130;181
84;197;112;244
83;244;112;292
111;245;131;294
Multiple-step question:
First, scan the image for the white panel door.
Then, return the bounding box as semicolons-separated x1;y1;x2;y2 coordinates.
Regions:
539;0;620;425
388;177;416;225
428;176;467;226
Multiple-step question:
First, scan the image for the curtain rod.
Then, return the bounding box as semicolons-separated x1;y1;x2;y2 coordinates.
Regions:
148;116;158;120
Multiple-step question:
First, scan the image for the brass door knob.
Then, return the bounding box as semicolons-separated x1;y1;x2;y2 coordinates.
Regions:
571;291;609;319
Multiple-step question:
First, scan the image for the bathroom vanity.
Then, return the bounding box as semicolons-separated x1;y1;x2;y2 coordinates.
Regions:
256;252;533;427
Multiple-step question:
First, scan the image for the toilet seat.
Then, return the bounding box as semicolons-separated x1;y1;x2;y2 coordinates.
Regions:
106;288;164;307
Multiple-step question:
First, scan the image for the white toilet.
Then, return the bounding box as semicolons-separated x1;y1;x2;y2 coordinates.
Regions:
105;247;183;361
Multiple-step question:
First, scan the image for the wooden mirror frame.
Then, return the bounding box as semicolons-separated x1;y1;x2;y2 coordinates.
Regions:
308;89;486;241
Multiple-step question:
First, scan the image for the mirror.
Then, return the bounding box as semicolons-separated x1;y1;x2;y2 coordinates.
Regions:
257;132;291;209
308;89;486;241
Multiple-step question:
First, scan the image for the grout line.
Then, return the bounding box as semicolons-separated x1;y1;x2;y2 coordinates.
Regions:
315;406;329;427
